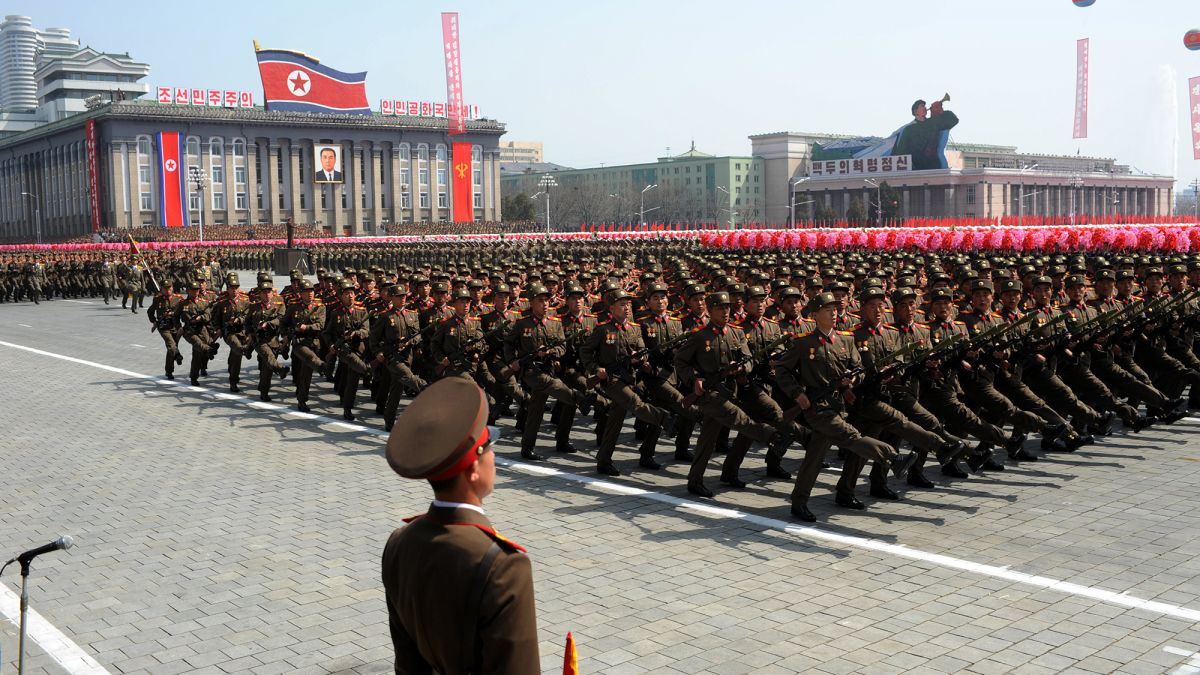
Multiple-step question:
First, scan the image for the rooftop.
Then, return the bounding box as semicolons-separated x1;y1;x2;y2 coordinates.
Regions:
0;100;507;151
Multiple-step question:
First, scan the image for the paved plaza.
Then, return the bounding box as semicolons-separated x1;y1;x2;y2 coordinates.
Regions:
3;285;1200;674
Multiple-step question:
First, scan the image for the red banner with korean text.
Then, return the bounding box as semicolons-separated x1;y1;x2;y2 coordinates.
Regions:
85;119;102;232
442;12;465;135
1073;38;1089;139
451;142;473;222
1190;76;1200;160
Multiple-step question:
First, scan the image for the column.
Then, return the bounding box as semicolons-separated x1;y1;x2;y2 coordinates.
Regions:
901;188;910;219
127;142;142;227
266;142;282;224
389;145;403;225
490;152;501;222
946;186;956;218
246;140;260;225
349;143;363;235
328;142;343;234
371;145;384;232
222;137;235;225
109;143;126;229
288;140;302;224
922;188;931;218
200;141;214;232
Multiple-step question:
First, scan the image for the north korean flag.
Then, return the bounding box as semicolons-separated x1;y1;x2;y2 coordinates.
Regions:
254;48;371;115
157;132;188;229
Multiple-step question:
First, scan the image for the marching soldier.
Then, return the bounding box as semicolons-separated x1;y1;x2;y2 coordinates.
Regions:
774;292;916;522
179;281;215;386
286;280;327;413
369;284;429;431
147;281;185;379
581;289;675;475
504;285;595;461
673;292;784;498
246;280;290;402
212;273;252;392
324;280;372;420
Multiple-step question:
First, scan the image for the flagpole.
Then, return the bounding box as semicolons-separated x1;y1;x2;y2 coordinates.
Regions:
127;235;162;294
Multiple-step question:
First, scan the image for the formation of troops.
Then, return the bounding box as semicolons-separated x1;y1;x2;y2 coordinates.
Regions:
6;239;1200;521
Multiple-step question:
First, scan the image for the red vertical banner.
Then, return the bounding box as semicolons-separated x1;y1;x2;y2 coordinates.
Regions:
85;119;102;232
451;141;473;222
1190;76;1200;160
156;132;187;228
442;12;465;135
1073;38;1089;139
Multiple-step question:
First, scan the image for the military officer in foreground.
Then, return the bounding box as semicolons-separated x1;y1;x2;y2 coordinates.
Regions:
382;378;540;674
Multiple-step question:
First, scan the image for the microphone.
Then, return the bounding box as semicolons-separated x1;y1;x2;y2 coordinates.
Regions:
8;536;74;566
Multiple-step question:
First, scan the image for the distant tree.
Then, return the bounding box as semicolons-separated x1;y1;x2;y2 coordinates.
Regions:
845;198;866;224
502;193;536;221
868;181;904;225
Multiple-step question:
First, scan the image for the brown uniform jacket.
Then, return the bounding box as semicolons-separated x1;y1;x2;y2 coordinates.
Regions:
382;504;539;674
775;329;861;411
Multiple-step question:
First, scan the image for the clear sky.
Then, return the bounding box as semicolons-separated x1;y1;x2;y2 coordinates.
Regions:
21;0;1200;190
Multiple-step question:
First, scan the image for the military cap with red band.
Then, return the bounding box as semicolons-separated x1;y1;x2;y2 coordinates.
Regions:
386;378;500;480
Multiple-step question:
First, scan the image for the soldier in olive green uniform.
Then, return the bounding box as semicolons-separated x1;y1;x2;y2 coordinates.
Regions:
246;280;290;402
285;281;327;412
147;282;185;379
722;285;804;486
382;379;539;674
324;280;372;420
505;285;594;461
370;284;429;431
673;292;782;499
775;293;915;522
211;273;253;392
581;290;675;475
179;282;215;386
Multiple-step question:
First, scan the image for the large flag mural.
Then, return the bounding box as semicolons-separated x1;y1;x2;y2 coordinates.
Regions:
253;41;371;115
810;94;959;171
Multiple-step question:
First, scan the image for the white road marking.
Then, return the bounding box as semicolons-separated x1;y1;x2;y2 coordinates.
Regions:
129;344;146;349
1166;646;1200;674
0;583;112;674
3;338;1200;627
62;300;94;305
16;323;31;328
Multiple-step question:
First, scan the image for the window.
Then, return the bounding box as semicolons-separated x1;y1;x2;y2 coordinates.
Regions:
419;192;429;208
236;193;247;209
400;144;411;187
212;192;225;210
735;163;741;170
136;135;152;211
473;193;482;208
437;166;447;186
401;191;411;209
736;174;742;183
437;192;448;208
966;185;977;205
209;138;224;185
436;143;447;186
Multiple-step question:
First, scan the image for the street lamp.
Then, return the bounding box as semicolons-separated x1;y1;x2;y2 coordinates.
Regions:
788;177;809;228
1068;173;1083;225
1018;190;1044;221
716;186;736;230
608;193;621;226
537;174;557;234
639;184;658;227
189;166;209;242
20;191;41;244
864;178;883;227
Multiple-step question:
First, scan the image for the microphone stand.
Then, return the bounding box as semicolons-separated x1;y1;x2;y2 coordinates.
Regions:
17;557;30;675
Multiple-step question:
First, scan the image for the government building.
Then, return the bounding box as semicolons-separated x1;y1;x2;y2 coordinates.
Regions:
0;100;507;242
751;131;1175;224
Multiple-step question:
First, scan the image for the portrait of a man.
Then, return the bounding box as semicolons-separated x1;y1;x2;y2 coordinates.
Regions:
314;145;343;183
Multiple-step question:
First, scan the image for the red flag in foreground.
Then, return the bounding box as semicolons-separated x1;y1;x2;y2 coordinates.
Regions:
563;632;578;675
